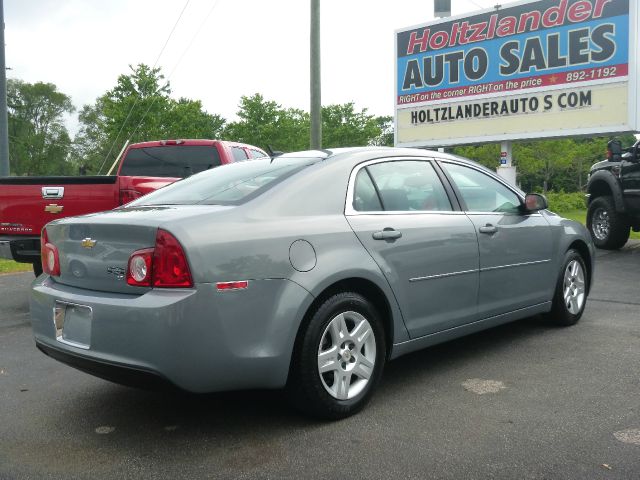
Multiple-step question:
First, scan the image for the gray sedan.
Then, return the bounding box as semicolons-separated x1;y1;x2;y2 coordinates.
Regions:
30;147;594;419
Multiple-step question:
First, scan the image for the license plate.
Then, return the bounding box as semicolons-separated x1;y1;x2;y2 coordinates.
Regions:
53;302;92;349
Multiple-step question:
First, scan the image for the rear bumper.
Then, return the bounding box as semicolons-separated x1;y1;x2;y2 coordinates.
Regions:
0;235;40;263
36;340;175;391
30;275;314;393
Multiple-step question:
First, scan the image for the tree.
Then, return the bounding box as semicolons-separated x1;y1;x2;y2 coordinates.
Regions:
7;79;75;175
321;103;386;148
223;94;309;152
224;95;391;152
72;64;225;174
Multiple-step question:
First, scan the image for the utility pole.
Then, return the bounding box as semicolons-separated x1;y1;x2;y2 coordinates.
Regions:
0;0;10;176
310;0;321;150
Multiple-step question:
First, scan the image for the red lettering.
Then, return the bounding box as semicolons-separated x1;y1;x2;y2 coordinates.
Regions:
593;0;613;18
487;14;498;39
518;11;541;33
449;23;460;47
496;16;517;37
542;0;568;28
458;22;470;44
429;30;449;50
467;22;488;43
407;29;430;55
568;1;592;22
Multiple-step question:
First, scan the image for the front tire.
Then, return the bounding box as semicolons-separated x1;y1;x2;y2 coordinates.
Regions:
288;292;386;420
587;196;630;249
547;250;588;326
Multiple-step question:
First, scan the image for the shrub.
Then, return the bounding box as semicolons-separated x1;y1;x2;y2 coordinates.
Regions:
543;192;586;212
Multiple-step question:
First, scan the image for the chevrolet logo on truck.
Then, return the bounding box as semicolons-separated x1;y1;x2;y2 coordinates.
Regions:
44;204;64;214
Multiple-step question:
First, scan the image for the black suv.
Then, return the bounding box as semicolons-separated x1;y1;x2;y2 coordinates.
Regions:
586;139;640;249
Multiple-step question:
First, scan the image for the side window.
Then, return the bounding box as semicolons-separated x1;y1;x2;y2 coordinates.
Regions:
231;147;248;162
443;163;521;213
252;149;268;158
364;160;452;212
353;169;383;211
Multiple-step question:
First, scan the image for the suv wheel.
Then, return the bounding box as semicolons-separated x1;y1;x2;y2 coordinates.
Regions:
586;196;630;249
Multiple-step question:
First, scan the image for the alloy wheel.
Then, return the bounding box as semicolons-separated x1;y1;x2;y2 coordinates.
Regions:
317;311;376;400
563;259;586;315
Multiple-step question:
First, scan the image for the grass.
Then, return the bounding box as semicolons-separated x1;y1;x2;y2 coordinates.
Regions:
554;209;640;240
0;259;32;274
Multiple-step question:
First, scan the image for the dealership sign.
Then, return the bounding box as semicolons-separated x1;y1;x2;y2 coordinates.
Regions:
394;0;639;147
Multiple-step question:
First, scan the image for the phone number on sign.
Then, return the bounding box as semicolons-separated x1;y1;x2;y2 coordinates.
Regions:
566;66;619;82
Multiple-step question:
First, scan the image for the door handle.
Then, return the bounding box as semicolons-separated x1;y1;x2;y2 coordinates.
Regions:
372;228;402;240
479;224;498;234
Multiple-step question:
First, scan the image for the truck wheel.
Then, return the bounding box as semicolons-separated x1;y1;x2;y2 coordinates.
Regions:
586;196;630;250
33;260;43;277
287;292;386;419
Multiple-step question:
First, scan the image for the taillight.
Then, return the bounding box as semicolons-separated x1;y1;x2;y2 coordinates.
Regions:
125;229;193;288
41;228;60;276
126;248;154;286
119;189;142;205
153;229;192;287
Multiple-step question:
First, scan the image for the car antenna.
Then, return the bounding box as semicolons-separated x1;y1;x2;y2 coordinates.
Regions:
267;145;284;163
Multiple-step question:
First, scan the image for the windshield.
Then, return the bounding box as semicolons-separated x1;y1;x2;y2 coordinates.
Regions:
119;145;222;178
125;157;320;206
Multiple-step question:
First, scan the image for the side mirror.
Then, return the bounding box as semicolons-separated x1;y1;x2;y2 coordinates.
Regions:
524;193;548;212
607;139;623;162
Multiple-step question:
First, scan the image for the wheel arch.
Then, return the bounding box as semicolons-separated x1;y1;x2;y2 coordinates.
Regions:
290;277;397;369
587;172;624;211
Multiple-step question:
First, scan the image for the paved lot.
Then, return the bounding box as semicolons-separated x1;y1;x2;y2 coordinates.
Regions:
1;243;639;479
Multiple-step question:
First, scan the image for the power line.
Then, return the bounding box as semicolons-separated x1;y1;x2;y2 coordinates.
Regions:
96;0;191;174
125;0;223;144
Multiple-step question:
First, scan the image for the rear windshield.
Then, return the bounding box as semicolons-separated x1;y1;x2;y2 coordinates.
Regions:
119;145;222;178
126;157;320;206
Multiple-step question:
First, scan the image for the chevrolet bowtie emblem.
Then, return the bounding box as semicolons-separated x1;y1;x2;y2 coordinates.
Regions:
44;204;64;214
81;238;97;249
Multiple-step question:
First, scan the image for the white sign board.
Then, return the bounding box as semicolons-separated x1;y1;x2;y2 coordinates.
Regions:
394;0;640;147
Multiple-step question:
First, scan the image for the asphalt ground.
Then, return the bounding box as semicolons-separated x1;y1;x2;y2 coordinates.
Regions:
1;243;639;480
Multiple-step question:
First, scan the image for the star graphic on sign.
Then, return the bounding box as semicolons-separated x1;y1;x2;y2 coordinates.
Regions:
549;75;558;84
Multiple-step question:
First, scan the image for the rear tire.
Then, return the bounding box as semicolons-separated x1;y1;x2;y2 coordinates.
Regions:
586;196;630;249
33;260;43;277
288;292;386;420
546;249;588;326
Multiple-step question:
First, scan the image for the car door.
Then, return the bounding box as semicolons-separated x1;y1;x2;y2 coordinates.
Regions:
440;161;553;319
345;158;480;338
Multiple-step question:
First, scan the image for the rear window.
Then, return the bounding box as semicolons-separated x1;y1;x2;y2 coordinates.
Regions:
119;145;222;178
126;157;320;206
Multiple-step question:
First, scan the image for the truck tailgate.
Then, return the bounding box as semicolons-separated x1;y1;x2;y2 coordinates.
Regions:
0;176;119;237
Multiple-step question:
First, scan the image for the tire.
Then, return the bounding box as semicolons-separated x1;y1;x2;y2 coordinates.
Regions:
586;196;630;249
288;292;386;420
546;250;588;326
33;260;43;277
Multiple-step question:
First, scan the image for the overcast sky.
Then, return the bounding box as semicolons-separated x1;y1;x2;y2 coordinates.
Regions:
5;0;495;134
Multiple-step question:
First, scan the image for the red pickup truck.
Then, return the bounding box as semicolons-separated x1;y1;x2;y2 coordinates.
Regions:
0;139;267;275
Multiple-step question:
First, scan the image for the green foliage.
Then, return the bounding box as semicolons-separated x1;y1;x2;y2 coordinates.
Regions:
453;135;636;193
72;64;225;174
223;94;392;152
544;192;586;212
223;94;309;152
7;79;75;175
321;103;387;148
